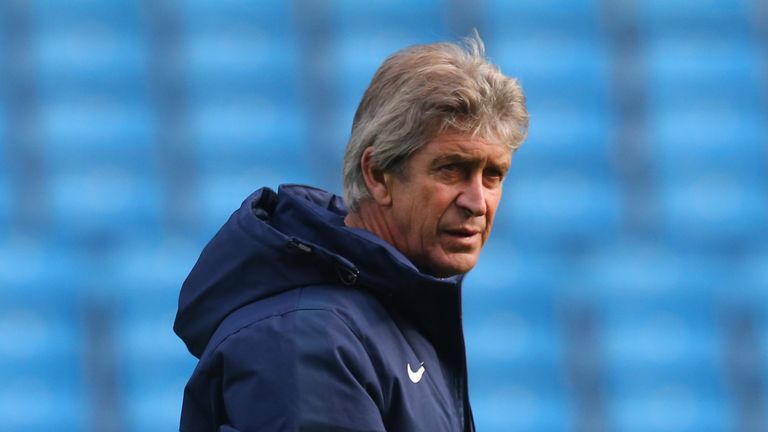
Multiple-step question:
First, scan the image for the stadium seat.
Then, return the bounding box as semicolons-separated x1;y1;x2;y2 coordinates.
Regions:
325;0;448;163
485;21;614;178
0;168;9;240
485;0;601;32
38;97;157;172
45;166;164;246
595;290;732;430
499;171;622;249
468;318;570;432
179;1;307;182
0;286;87;432
196;168;313;237
32;0;148;97
470;365;571;432
464;242;575;296
656;174;767;249
181;21;301;102
109;240;200;431
647;101;765;180
636;0;752;37
115;294;195;432
188;98;308;176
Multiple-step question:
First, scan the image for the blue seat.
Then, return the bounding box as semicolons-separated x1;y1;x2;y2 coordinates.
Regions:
464;243;575;295
324;0;445;170
32;0;148;95
180;1;300;105
0;292;87;432
499;172;622;249
38;97;157;173
328;0;447;111
596;290;732;430
656;176;767;249
605;376;732;432
106;239;201;296
108;241;200;431
469;357;570;432
465;286;566;431
485;0;601;33
181;1;297;38
513;101;614;176
46;168;164;245
189;100;308;177
0;171;10;239
115;291;195;432
182;29;301;102
636;0;751;37
488;30;610;104
647;102;765;180
196;169;314;238
465;300;562;376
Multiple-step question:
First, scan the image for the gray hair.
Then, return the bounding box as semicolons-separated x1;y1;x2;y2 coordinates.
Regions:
341;33;529;211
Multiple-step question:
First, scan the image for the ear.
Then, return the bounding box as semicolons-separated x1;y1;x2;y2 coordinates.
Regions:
360;147;393;206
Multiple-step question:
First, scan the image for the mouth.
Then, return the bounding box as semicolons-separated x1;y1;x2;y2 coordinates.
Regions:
442;227;482;239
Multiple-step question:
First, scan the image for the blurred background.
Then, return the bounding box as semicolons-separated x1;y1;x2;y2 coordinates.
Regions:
0;0;766;431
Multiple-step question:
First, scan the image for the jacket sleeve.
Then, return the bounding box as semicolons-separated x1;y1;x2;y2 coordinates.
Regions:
216;309;386;432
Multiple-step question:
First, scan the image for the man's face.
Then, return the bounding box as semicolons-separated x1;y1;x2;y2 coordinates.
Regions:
385;133;511;277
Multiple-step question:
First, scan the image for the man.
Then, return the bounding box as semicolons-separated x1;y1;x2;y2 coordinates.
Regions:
174;35;528;431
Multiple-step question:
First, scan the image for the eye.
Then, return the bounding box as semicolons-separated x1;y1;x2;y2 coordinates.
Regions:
483;168;505;187
440;163;461;173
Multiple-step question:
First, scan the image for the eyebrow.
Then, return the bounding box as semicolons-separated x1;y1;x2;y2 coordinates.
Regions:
431;153;510;172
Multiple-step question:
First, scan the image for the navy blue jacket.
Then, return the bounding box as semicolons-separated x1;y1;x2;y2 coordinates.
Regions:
174;185;475;431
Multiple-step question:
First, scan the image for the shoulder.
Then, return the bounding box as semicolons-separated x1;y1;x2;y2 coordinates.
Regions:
207;284;394;359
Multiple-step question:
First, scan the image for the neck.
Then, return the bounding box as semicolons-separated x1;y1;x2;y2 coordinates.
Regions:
344;201;399;250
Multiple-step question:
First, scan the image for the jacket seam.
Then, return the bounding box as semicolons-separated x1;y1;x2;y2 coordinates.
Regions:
212;304;374;364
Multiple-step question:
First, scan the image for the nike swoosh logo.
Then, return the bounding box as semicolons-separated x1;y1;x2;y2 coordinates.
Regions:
407;362;425;383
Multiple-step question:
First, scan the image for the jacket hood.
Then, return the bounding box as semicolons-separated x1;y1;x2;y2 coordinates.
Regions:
174;184;464;358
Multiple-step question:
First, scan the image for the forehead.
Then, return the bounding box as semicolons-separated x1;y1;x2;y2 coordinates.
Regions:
418;133;511;163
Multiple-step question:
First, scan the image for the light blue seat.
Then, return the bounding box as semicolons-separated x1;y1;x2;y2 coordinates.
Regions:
0;170;10;240
106;239;201;299
181;1;296;38
324;0;444;171
196;169;314;238
647;101;765;180
636;0;752;37
0;292;87;432
597;291;732;430
605;377;732;432
465;284;566;431
328;0;447;114
32;0;148;95
657;176;767;249
513;101;614;176
464;243;575;296
180;1;300;106
115;290;195;432
485;0;609;100
108;241;200;431
46;168;164;245
469;355;570;432
485;0;601;33
38;97;157;172
486;29;614;178
328;0;445;38
189;100;308;177
499;172;622;249
181;28;301;102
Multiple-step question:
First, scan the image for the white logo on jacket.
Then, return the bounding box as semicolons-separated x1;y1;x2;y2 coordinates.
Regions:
407;362;425;383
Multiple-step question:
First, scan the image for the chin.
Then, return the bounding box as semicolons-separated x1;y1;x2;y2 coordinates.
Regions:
426;255;478;278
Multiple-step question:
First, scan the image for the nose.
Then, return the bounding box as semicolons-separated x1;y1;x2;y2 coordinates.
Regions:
455;174;487;217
